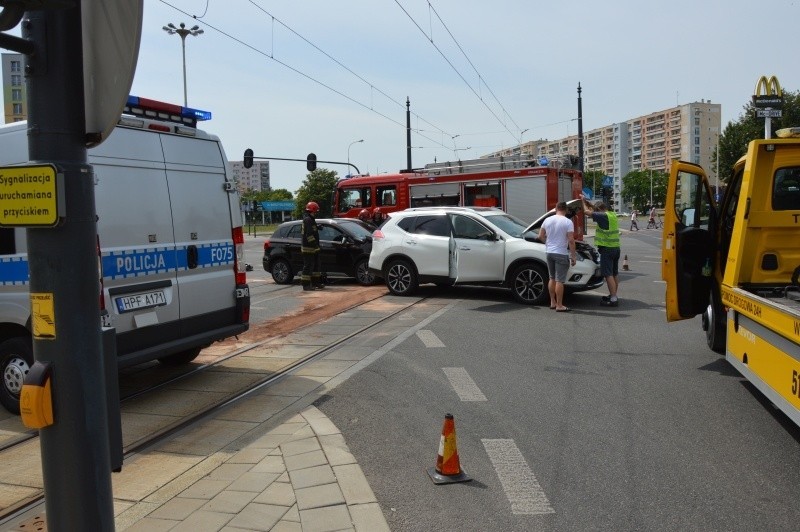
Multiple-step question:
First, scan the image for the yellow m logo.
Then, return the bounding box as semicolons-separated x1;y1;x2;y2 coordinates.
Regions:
754;75;782;97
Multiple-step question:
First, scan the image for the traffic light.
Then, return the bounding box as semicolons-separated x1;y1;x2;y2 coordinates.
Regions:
252;200;259;212
243;148;253;169
306;153;317;172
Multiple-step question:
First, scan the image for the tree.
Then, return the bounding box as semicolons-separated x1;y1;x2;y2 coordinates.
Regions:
294;168;338;218
717;89;799;180
266;188;293;201
582;170;605;199
621;169;668;211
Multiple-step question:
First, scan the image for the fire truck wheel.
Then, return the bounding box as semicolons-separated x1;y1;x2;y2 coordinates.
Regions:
0;337;32;415
385;259;418;296
270;258;294;284
510;263;548;305
354;258;376;286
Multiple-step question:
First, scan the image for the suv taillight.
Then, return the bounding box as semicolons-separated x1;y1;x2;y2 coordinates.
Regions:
264;240;271;250
373;230;385;240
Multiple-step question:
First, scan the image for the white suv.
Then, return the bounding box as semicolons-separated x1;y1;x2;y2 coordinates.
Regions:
368;204;602;304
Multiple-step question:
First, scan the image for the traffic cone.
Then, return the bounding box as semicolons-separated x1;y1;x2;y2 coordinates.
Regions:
427;413;471;484
622;255;630;271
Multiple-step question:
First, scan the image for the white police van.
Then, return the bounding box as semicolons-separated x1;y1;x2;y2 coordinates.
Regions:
0;96;250;413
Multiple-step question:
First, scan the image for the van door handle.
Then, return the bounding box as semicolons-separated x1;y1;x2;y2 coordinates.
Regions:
187;245;198;269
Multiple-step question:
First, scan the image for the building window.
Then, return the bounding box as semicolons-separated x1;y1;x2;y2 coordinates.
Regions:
694;146;700;155
12;89;21;100
11;75;22;86
10;60;21;72
12;103;23;114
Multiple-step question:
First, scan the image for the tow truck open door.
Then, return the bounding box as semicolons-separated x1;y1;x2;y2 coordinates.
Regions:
662;161;716;322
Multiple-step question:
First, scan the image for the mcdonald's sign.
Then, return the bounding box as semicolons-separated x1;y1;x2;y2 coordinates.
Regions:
753;75;783;109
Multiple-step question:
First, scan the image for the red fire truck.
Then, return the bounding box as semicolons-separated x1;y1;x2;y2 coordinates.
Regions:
332;154;584;235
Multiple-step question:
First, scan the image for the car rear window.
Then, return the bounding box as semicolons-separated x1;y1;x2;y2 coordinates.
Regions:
286;224;302;238
337;220;374;239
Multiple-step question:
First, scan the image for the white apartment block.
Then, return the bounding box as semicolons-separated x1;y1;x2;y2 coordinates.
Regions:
2;53;27;123
230;160;271;195
484;101;721;209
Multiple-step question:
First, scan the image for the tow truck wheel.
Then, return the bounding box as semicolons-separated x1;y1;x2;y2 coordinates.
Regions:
704;292;726;354
0;337;32;415
511;263;548;305
270;259;294;284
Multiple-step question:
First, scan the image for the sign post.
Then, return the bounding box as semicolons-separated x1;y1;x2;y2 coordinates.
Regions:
753;75;783;139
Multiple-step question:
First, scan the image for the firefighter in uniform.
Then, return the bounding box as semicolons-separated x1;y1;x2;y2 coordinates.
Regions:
301;201;323;291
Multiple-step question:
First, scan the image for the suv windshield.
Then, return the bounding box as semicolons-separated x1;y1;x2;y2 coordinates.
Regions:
482;213;529;238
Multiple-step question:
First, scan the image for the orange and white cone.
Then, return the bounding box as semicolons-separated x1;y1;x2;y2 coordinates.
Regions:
622;254;630;271
427;413;471;484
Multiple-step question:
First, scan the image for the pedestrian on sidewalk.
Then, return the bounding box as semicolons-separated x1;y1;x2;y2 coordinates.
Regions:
630;209;639;231
580;194;621;307
301;201;324;291
537;201;577;312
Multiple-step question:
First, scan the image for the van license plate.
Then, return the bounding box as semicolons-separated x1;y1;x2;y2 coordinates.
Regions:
115;290;167;313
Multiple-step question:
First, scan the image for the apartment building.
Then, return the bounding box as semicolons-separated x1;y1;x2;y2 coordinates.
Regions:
230;160;271;195
2;53;27;123
484;101;722;209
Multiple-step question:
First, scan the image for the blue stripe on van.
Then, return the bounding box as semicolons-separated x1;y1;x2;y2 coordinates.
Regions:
0;256;29;285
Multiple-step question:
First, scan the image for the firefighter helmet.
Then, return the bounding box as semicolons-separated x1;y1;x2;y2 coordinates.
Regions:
305;201;320;213
358;209;370;221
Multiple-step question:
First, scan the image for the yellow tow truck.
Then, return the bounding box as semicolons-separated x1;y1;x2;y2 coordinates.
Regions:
662;127;800;426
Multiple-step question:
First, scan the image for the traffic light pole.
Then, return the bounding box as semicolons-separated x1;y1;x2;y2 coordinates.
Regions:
23;6;115;530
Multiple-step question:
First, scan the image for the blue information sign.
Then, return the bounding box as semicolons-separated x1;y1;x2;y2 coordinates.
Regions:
262;201;296;212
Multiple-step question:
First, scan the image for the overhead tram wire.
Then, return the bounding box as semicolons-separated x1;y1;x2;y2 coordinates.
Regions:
425;1;522;136
392;0;519;141
159;0;456;151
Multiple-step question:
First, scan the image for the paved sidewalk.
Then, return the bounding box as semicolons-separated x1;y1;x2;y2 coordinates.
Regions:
117;405;389;532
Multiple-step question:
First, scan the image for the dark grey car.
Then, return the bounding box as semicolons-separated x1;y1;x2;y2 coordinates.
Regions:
263;218;376;285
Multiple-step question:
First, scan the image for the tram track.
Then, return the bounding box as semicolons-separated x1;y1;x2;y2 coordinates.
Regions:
0;287;425;525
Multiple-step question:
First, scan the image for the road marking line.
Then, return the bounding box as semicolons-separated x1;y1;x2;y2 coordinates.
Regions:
482;439;555;515
417;329;445;347
443;367;486;401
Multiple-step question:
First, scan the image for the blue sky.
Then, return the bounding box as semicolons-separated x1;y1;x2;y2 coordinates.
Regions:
112;1;800;191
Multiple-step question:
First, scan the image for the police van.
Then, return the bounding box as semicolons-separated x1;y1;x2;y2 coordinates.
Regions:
0;96;250;413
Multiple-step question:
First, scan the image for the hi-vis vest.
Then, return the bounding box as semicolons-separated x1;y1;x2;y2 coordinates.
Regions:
594;212;620;248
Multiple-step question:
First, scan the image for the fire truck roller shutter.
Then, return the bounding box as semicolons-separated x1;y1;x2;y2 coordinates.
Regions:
505;177;546;223
409;183;460;207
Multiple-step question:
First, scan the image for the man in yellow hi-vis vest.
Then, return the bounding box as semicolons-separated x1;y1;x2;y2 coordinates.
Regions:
581;194;621;307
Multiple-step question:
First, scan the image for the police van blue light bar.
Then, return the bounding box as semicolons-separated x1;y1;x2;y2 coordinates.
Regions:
124;96;212;127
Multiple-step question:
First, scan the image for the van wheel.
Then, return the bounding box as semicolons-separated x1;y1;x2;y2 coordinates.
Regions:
355;258;375;286
511;263;548;305
158;347;202;366
0;337;33;415
385;259;418;296
270;259;294;284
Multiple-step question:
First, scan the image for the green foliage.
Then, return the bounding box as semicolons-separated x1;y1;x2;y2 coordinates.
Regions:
582;170;605;198
621;169;668;210
294;168;339;218
717;89;800;180
266;188;293;201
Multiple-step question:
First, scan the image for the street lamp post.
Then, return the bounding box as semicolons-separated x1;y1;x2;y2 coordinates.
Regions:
649;168;653;208
347;139;363;175
162;22;204;106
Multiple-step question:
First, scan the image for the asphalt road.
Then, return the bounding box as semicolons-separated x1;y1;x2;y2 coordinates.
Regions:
315;230;800;531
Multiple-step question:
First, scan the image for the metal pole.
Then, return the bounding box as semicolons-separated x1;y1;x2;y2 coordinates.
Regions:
577;82;584;172
406;97;412;171
650;168;653;207
181;34;187;106
24;6;114;530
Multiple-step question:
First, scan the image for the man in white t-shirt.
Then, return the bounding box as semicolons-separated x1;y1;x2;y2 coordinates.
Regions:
537;201;577;312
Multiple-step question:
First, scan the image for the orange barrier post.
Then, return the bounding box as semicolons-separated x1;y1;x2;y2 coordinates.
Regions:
622;255;630;271
427;413;471;484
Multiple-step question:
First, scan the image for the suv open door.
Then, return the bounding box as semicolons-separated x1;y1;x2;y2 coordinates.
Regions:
662;161;716;322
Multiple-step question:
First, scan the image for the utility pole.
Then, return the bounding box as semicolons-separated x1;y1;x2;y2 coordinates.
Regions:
406;97;412;171
577;83;584;172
